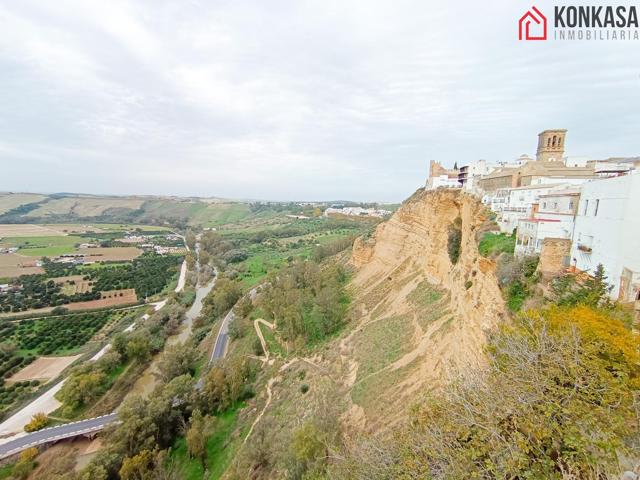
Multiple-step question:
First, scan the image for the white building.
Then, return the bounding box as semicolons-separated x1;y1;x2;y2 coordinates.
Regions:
458;159;498;192
515;189;580;256
484;187;511;214
497;184;572;234
426;174;461;190
323;207;391;218
570;173;640;301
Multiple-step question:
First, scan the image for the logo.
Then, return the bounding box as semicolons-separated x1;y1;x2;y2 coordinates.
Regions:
519;6;548;40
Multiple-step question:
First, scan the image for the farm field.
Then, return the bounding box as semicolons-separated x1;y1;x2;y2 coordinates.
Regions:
78;247;142;262
0;309;135;418
52;275;93;295
7;355;81;383
6;312;113;355
64;289;138;311
1;288;139;318
1;253;180;314
0;224;67;237
0;254;43;278
0;235;85;257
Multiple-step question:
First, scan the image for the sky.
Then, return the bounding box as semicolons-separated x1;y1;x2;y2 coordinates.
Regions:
1;0;639;202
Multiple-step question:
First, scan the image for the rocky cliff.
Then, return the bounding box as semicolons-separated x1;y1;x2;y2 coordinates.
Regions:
341;188;506;431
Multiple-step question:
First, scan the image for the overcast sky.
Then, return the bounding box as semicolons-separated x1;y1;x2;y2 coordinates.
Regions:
1;1;638;201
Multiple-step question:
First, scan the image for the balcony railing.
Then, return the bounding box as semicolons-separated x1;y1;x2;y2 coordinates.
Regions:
577;243;592;253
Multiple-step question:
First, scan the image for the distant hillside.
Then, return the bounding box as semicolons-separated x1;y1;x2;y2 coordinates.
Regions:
0;193;396;229
0;193;261;228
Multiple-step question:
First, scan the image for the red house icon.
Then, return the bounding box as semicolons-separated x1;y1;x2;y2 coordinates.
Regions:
519;6;547;40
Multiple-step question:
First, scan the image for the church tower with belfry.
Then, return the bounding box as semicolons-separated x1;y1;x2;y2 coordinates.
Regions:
536;129;567;162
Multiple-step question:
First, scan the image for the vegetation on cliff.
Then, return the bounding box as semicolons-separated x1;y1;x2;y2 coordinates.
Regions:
259;258;349;349
333;272;639;479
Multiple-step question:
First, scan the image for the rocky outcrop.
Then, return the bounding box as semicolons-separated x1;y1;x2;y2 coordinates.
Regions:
351;188;505;331
344;189;506;429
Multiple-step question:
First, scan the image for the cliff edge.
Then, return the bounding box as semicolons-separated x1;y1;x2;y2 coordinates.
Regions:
341;188;506;431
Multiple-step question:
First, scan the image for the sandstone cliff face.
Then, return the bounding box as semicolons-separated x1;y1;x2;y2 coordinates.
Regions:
342;188;506;431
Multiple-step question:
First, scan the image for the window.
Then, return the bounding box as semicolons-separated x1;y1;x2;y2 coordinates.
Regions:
594;199;599;216
569;200;574;209
583;199;589;215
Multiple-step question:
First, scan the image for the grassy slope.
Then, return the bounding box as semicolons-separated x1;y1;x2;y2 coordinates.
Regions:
478;232;515;257
0;193;46;214
171;404;245;480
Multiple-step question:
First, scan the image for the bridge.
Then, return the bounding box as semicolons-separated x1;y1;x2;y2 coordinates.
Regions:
0;413;118;460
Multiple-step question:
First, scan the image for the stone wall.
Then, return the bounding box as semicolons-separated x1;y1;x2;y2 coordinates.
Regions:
537;238;571;279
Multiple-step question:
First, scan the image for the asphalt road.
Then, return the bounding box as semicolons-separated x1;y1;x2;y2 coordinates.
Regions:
209;309;235;364
0;413;118;460
208;287;257;365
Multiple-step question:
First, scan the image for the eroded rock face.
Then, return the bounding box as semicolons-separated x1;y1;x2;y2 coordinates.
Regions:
351;188;504;330
344;188;506;430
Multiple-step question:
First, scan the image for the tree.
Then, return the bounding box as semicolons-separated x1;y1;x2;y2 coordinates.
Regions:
24;412;48;432
186;409;214;468
202;366;229;413
56;369;107;413
185;253;196;272
337;305;640;479
551;263;613;308
289;422;328;478
10;447;38;480
203;275;242;320
119;449;155;480
155;343;198;384
185;230;197;251
235;295;254;319
20;447;38;463
126;333;152;362
111;332;129;358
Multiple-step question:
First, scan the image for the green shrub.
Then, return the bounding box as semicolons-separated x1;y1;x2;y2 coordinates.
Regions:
447;218;462;265
478;232;515;257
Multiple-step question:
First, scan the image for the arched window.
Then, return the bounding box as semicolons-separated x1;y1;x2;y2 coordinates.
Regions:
558;137;562;147
552;136;557;147
547;138;551;147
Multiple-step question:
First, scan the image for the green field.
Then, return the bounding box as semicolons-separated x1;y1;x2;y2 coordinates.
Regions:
0;235;85;257
171;404;245;479
87;223;171;232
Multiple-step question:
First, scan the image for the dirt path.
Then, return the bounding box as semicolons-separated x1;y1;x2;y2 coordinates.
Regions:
242;376;277;446
253;318;276;363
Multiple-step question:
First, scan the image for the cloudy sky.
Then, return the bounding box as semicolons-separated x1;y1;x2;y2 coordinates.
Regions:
1;1;638;201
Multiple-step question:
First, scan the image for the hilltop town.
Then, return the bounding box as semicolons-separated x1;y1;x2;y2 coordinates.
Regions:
426;129;640;305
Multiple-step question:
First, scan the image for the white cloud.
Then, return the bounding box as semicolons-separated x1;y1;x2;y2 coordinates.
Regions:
0;0;639;201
